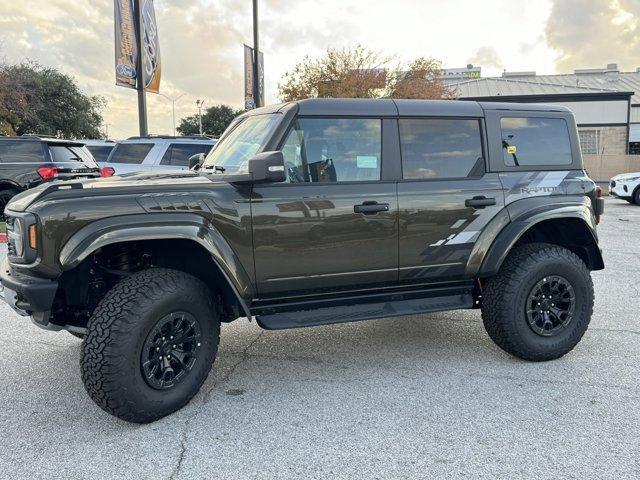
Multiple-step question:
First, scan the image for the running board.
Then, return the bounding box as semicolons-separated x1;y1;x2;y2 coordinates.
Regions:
255;292;473;330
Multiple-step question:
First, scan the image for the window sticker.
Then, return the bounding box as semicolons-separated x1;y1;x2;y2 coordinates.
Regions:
506;145;517;154
356;156;378;169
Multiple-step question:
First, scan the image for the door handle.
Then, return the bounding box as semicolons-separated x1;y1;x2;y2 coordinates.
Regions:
465;196;496;209
354;201;389;215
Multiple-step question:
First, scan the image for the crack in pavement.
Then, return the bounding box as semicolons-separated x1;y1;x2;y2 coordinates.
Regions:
167;330;264;480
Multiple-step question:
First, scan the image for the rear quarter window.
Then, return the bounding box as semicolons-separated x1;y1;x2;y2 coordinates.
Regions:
501;117;573;166
0;142;44;163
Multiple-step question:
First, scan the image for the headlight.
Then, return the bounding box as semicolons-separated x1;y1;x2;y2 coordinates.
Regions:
6;213;38;264
8;217;24;257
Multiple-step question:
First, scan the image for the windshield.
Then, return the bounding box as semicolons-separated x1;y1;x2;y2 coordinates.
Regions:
201;114;281;173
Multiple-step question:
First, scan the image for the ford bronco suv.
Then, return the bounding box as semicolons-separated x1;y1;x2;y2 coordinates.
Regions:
0;99;604;423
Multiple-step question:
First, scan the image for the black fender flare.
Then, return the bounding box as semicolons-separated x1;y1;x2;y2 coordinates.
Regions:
58;213;253;316
0;179;23;192
471;200;603;277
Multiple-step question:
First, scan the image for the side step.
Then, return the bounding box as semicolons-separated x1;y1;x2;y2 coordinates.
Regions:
255;292;473;330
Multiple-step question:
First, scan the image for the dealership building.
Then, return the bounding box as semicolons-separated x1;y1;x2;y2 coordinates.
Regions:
443;64;640;156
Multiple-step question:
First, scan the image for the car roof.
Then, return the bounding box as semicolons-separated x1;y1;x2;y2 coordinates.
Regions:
82;139;117;146
244;98;572;118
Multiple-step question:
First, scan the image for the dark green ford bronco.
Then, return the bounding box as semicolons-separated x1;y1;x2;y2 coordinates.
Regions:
0;99;604;423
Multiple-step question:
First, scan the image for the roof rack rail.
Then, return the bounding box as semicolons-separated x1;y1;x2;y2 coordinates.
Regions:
125;134;216;140
20;134;59;139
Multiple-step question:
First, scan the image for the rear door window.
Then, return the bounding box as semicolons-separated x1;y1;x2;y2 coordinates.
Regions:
399;118;484;179
107;143;153;164
0;142;43;163
500;117;572;166
160;143;213;167
86;145;114;162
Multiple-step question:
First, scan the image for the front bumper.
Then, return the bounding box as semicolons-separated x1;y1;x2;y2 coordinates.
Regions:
0;258;58;325
609;180;633;200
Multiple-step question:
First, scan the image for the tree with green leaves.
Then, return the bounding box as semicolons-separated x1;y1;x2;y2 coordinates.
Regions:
278;45;455;101
0;61;106;138
177;104;244;137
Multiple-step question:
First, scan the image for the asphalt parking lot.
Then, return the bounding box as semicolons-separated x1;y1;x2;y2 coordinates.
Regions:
0;197;638;479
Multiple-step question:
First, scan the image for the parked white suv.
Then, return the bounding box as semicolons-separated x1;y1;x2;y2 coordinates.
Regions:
610;172;640;205
101;136;216;174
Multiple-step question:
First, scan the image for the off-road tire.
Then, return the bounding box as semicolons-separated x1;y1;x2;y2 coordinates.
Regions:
81;268;220;423
481;243;594;361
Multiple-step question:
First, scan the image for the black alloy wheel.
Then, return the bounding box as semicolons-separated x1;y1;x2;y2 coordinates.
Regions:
142;311;203;390
525;275;576;336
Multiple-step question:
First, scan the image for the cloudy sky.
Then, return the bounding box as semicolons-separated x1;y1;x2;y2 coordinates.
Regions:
1;0;638;139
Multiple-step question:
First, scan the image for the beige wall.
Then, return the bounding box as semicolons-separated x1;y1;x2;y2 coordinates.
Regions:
578;126;628;155
583;154;640;181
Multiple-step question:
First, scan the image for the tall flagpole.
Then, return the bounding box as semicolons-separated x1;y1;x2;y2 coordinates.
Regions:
133;0;148;135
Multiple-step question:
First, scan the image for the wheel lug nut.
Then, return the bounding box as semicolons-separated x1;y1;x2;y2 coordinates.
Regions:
197;342;201;347
170;336;174;340
173;345;176;348
156;347;160;351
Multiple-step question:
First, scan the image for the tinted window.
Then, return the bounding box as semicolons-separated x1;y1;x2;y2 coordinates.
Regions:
501;117;572;166
160;143;213;167
0;142;43;163
49;145;97;167
399;119;483;179
281;118;381;183
107;143;153;164
86;145;114;162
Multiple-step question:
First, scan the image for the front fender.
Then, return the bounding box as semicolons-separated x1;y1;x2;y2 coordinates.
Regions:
58;213;254;312
473;196;603;277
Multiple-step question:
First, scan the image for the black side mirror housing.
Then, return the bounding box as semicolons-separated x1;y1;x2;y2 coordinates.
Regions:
246;151;286;183
188;153;206;170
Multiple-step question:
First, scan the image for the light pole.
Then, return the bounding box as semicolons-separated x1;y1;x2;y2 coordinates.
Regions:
160;93;185;136
104;123;111;139
252;0;260;108
196;99;206;135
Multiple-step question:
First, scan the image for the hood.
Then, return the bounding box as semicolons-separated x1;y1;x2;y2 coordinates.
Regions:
612;172;640;181
7;171;227;213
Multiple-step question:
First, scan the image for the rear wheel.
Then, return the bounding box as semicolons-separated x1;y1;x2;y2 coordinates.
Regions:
81;268;220;423
0;188;19;220
481;243;593;361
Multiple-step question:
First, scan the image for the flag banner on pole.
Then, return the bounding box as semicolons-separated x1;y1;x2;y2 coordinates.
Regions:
243;44;264;109
115;0;137;89
141;0;161;93
244;44;255;109
115;0;161;93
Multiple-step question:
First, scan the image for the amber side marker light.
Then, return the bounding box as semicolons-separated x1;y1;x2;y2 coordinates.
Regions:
28;224;37;249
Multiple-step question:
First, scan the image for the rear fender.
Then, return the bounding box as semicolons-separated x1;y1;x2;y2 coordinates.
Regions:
473;197;603;277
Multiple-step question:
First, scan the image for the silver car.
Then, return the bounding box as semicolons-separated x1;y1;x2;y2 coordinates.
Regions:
101;136;216;174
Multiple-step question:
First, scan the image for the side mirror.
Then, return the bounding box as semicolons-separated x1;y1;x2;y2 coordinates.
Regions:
247;151;286;183
188;153;205;170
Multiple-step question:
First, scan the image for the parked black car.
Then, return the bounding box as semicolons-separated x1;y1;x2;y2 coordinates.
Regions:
0;135;112;218
1;99;604;423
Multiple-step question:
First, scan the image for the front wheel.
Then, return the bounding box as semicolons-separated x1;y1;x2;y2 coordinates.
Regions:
81;268;220;423
481;243;594;361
